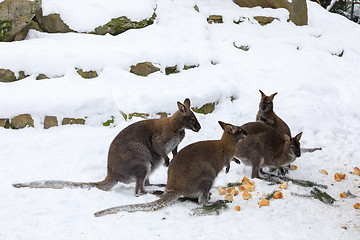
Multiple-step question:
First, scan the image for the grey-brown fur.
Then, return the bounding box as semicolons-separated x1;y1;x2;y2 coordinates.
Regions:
234;122;302;179
256;90;291;137
13;99;201;196
94;121;247;216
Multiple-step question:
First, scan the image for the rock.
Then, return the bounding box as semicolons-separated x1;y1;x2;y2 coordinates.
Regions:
192;103;216;114
0;0;42;41
233;43;250;51
233;0;308;26
165;66;180;75
34;9;74;33
0;69;16;82
93;13;156;36
36;74;49;80
76;69;98;79
11;114;34;129
207;15;223;24
0;69;30;82
44;116;58;129
130;62;160;76
0;118;10;128
254;16;276;25
62;118;86;125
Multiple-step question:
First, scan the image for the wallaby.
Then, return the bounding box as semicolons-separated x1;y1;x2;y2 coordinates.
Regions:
13;98;201;196
256;90;291;138
93;121;247;217
233;122;302;179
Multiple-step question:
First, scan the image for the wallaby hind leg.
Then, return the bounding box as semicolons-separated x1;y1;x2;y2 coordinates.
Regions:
198;180;213;205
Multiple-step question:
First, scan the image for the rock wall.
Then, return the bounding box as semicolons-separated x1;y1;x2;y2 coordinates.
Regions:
233;0;308;26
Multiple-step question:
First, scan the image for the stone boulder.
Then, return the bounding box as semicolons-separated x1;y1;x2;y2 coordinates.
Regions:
233;0;308;26
11;114;34;129
130;62;160;76
0;0;42;41
34;9;74;33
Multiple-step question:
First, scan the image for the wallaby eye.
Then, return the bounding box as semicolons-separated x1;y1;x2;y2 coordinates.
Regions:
190;118;195;123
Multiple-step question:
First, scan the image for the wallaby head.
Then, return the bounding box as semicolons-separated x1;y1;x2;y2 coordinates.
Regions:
176;98;201;132
283;132;302;159
218;121;248;143
256;90;291;138
259;90;277;113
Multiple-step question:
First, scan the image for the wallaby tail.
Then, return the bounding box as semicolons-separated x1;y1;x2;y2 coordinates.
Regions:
301;147;322;153
94;191;180;217
13;175;117;191
13;180;96;190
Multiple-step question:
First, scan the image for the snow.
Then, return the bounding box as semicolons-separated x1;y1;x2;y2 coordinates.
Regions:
1;0;360;239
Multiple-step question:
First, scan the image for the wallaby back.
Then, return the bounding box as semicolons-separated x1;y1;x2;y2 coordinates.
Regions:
13;99;201;196
234;122;302;179
94;121;247;216
256;90;291;137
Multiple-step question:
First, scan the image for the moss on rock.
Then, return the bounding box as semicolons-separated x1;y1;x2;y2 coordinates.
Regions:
191;103;216;115
0;20;12;42
93;13;156;36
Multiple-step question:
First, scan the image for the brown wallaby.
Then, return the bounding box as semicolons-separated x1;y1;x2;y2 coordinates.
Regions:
256;90;291;138
93;121;247;217
13;99;201;196
233;122;302;179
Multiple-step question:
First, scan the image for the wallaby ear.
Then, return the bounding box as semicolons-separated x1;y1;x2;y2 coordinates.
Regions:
295;132;303;141
284;133;291;142
218;121;226;130
177;101;186;113
269;92;278;100
259;90;265;98
183;98;190;109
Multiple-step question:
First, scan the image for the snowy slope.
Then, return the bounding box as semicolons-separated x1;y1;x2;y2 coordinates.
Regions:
1;0;360;239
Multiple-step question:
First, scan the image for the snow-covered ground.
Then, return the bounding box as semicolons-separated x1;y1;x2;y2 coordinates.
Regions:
1;0;360;239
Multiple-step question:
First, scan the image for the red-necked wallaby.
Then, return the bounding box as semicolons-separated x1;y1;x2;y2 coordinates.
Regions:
93;121;247;217
233;122;302;179
13;99;201;196
256;90;291;137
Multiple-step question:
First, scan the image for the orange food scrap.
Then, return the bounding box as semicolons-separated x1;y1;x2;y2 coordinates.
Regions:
224;194;233;202
234;206;241;211
290;165;297;170
339;192;347;198
354;167;360;176
242;191;252;200
353;203;360;209
273;191;283;199
334;172;341;182
259;198;270;208
218;187;226;195
279;182;288;189
320;169;328;175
